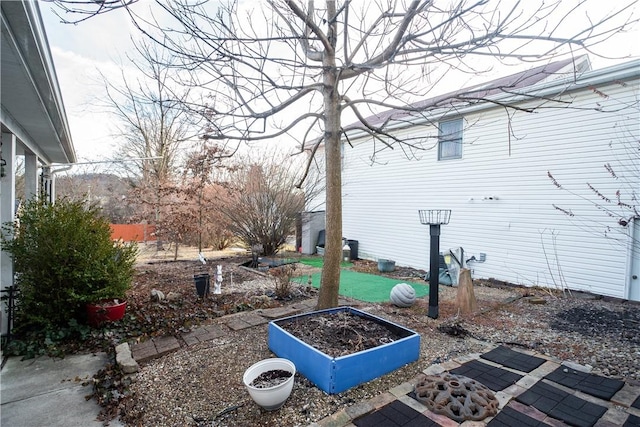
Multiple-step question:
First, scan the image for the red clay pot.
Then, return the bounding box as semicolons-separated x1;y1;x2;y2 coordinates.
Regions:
86;299;127;327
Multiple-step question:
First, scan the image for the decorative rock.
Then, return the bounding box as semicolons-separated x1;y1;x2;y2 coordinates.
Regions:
390;283;416;307
115;342;139;374
414;373;498;422
151;289;165;301
166;291;181;301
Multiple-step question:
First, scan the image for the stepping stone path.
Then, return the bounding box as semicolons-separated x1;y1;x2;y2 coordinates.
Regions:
349;345;640;427
129;299;318;363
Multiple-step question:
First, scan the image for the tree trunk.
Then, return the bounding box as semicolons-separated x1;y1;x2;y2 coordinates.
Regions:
456;268;478;314
317;1;341;310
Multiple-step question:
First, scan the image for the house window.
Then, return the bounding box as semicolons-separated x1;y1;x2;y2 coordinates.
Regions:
438;118;463;160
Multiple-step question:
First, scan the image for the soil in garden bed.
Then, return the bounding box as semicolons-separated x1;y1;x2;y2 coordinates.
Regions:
277;311;410;357
250;369;293;388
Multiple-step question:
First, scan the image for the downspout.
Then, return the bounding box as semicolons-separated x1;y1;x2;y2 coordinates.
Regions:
40;164;73;204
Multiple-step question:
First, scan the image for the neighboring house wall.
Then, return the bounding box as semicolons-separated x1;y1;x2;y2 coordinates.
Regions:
340;66;639;300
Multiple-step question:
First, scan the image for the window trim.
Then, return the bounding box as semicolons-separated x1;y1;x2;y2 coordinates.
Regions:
437;118;463;160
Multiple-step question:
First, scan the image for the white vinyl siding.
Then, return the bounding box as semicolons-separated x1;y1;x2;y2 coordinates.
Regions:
341;77;639;299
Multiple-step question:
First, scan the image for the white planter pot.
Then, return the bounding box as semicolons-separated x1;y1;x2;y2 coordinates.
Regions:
243;358;296;410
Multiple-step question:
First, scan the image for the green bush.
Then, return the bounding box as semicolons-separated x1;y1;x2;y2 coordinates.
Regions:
1;197;138;332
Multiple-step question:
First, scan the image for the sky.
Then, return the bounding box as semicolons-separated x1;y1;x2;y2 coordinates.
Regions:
38;1;640;166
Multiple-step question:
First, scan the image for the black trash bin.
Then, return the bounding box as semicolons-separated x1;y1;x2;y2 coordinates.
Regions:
347;240;359;260
193;273;210;297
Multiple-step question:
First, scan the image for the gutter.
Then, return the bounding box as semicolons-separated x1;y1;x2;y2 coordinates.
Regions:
345;59;640;139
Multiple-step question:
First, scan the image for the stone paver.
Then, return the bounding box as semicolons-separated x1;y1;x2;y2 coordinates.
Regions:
131;299;321;363
344;401;375;420
529;360;562;379
154;336;180;356
597;407;634;426
182;334;200;346
397;394;428;414
317;409;351;427
182;324;227;346
389;382;414;398
131;340;157;363
257;305;305;319
423;364;445;376
367;392;396;409
131;336;180;362
422;409;459;427
243;312;270;326
196;324;227;341
612;383;640;408
494;390;514;409
225;317;253;331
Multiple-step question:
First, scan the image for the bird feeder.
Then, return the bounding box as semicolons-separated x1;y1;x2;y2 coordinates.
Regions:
418;209;451;319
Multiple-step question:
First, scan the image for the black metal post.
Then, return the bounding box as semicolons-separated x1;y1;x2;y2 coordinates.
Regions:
428;224;441;319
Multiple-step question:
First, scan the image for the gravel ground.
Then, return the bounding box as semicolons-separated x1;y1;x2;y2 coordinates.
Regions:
119;255;639;427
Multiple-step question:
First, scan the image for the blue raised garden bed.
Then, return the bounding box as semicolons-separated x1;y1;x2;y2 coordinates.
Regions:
268;306;420;394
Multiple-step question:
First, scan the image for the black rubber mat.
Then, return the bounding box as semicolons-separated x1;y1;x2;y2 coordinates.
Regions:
545;366;624;400
623;414;640;427
480;345;546;373
516;381;607;427
450;359;523;391
352;400;439;427
632;394;640;410
486;405;548;427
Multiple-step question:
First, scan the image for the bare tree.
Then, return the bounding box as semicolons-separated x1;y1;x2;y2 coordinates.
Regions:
99;40;198;247
182;143;236;252
222;150;324;256
102;41;193;183
52;0;638;308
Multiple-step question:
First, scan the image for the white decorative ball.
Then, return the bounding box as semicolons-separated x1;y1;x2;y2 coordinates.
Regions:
390;283;416;307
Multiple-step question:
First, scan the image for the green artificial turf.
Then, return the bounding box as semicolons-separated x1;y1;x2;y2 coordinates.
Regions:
299;257;353;268
294;269;429;303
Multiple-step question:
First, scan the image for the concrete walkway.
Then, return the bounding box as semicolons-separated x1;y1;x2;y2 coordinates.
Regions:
1;352;123;427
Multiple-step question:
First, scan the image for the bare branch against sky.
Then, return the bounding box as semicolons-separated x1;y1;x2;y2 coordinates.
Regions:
49;0;639;308
50;0;139;24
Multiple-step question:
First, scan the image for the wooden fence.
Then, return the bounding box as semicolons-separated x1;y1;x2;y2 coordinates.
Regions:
110;224;156;242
